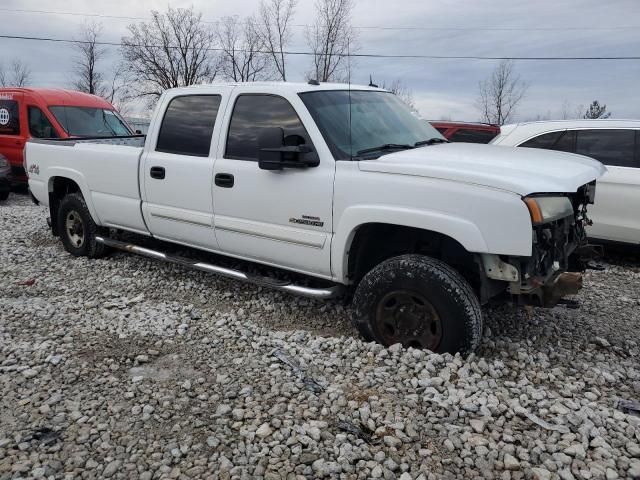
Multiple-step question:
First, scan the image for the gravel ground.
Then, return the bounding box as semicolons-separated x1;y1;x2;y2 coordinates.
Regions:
1;192;639;480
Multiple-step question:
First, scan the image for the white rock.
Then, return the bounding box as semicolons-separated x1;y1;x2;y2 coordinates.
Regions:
383;435;402;449
564;443;586;460
256;423;273;438
627;442;640;458
532;467;552;480
504;453;520;471
550;402;570;415
469;419;486;433
102;460;121;478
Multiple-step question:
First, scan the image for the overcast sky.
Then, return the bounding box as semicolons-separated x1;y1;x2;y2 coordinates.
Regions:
1;0;639;121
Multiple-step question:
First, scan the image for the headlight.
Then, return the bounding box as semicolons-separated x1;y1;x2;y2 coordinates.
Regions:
0;157;7;168
523;195;573;225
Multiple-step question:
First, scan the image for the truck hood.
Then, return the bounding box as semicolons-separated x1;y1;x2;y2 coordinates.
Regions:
358;143;606;196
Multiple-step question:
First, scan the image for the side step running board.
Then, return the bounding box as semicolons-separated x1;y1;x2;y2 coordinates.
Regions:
94;236;343;300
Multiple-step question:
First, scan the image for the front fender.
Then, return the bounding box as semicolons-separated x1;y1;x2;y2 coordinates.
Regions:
331;205;490;282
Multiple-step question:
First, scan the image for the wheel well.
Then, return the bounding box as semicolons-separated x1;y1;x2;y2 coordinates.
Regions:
347;223;482;293
48;177;81;236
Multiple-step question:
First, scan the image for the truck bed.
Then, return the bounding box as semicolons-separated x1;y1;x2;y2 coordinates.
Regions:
26;136;149;234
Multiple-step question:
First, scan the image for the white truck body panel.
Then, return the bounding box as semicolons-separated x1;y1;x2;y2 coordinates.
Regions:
361;143;606;196
26;141;147;234
492;119;639;244
208;84;335;277
26;83;606;285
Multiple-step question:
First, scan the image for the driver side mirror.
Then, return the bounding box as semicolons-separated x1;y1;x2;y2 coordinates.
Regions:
258;127;317;170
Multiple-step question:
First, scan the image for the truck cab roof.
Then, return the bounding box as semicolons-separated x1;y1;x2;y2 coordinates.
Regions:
167;82;388;96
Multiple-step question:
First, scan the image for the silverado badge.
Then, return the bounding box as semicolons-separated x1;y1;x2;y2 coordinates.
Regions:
289;215;324;228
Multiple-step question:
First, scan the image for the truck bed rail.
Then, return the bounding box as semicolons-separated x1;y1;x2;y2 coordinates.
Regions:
28;135;146;148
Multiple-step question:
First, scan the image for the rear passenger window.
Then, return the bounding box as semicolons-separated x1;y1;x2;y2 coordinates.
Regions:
0;100;20;136
553;131;576;153
156;95;221;157
520;130;575;153
448;129;498;144
28;107;59;138
225;94;316;161
575;129;636;167
520;131;563;149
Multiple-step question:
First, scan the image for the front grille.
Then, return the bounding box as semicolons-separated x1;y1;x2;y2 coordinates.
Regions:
529;216;578;276
524;186;592;280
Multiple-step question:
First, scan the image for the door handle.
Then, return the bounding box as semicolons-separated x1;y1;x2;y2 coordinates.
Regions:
150;166;165;179
215;173;234;188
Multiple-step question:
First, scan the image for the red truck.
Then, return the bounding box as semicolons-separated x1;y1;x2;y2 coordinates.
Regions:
429;121;500;144
0;88;133;184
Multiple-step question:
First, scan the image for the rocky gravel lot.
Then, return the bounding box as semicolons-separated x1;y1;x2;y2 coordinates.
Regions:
1;192;639;480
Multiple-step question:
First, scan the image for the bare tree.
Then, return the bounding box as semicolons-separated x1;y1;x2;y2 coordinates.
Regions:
526;111;552;122
477;60;527;125
0;59;31;87
305;0;357;82
121;7;217;101
382;79;416;111
583;100;611;119
215;16;273;82
71;21;128;111
257;0;297;81
72;21;106;95
559;100;585;120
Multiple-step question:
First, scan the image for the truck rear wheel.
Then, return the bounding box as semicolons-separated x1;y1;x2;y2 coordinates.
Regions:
57;193;107;258
352;254;482;354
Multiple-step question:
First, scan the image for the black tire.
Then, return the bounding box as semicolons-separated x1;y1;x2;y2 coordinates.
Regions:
0;190;8;201
352;254;482;354
57;193;107;258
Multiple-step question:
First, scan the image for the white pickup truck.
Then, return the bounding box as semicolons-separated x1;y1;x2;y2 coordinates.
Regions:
26;82;605;354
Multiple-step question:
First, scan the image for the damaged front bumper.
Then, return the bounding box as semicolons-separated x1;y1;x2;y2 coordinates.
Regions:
481;183;597;308
481;253;584;307
510;269;583;307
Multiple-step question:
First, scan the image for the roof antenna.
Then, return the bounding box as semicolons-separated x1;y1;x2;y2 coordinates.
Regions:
368;75;378;88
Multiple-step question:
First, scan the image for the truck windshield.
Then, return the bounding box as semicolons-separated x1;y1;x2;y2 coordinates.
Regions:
49;106;132;137
299;90;445;160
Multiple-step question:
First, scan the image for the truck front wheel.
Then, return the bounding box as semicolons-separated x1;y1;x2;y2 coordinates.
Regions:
57;193;107;258
352;254;483;354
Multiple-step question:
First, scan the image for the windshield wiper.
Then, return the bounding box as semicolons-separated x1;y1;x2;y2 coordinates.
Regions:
414;138;449;147
356;144;414;156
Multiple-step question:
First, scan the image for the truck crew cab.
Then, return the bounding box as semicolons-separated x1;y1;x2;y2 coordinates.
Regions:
25;82;605;354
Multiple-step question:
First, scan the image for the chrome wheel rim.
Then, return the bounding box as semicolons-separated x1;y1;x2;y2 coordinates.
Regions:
65;210;85;248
